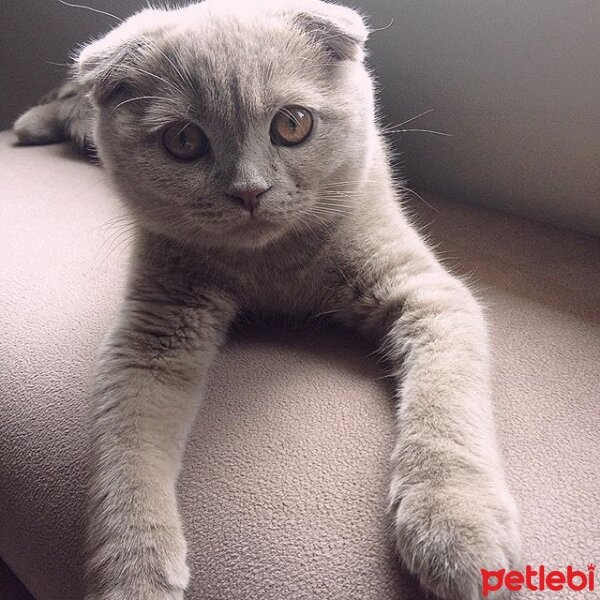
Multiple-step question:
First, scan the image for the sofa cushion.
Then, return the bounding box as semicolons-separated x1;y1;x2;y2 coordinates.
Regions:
0;130;599;600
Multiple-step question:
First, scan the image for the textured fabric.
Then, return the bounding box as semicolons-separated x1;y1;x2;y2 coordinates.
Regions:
0;130;598;600
0;558;36;600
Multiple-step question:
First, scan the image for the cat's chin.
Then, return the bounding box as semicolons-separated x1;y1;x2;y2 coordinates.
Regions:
225;220;289;250
182;219;290;251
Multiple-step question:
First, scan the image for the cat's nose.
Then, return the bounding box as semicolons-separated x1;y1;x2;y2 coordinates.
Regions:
226;184;270;215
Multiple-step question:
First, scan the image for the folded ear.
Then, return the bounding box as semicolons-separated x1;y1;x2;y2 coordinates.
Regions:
76;8;170;104
293;2;369;62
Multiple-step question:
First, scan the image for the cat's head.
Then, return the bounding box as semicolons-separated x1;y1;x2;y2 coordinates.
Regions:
78;0;374;250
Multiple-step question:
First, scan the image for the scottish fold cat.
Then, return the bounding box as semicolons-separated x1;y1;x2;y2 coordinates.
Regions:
14;1;520;598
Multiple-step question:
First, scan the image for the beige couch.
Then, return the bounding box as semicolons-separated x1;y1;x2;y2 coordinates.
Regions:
0;130;599;599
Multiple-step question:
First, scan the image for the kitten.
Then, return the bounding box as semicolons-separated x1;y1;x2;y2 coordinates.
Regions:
14;1;521;598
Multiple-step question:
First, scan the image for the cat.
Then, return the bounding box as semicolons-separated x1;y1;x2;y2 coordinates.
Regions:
14;1;521;598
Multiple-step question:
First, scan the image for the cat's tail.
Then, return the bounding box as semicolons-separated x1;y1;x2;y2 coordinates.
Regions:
13;80;94;152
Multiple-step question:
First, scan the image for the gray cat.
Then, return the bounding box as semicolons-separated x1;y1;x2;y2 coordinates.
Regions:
14;1;521;599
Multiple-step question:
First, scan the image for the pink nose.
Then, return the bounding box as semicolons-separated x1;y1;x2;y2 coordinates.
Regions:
226;185;270;214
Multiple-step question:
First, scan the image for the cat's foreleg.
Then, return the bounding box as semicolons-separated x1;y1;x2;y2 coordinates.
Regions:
337;254;520;600
85;280;237;600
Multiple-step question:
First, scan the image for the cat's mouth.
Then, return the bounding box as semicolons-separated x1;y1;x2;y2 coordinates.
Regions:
235;217;278;234
236;209;279;226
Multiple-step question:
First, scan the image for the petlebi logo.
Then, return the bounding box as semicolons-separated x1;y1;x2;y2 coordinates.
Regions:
481;564;596;596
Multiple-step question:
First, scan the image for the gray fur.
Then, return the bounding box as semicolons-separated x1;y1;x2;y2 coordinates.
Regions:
14;80;93;150
14;1;520;599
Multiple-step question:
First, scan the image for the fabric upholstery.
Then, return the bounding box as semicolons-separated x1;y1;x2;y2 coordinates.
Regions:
0;130;598;600
0;558;35;600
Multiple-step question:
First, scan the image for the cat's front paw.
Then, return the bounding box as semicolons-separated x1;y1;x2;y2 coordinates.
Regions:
85;587;184;600
393;481;521;600
85;530;190;600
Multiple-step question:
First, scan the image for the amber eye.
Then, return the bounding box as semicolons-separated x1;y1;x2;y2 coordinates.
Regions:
270;106;314;147
162;122;208;160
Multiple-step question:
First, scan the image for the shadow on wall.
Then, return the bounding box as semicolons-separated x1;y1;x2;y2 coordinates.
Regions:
354;0;600;236
2;0;599;235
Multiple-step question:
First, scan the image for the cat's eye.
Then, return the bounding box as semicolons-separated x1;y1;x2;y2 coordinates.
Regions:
162;122;209;160
270;106;313;147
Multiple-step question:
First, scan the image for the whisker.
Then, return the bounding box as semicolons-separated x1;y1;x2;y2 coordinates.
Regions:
58;0;123;21
112;95;167;112
315;201;357;207
46;60;72;68
311;308;342;320
381;109;434;131
95;224;136;268
290;56;351;69
293;212;326;242
305;212;331;227
385;128;452;137
172;45;198;91
396;185;442;214
112;63;184;95
141;38;190;91
311;206;350;213
314;206;355;213
314;199;355;206
321;179;378;186
316;192;363;198
92;214;135;233
280;107;302;128
314;203;355;211
370;18;395;34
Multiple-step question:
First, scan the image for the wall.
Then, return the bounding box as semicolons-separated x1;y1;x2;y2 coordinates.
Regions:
355;0;600;236
2;1;599;235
